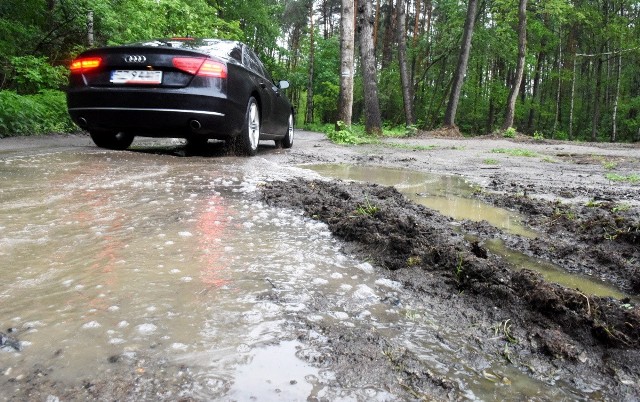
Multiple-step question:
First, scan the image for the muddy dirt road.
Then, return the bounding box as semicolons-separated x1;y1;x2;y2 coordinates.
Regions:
1;131;639;400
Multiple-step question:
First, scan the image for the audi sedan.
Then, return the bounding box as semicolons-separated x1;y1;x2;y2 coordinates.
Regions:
67;38;294;156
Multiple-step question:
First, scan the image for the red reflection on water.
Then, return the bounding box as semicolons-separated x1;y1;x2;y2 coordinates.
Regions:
196;195;233;288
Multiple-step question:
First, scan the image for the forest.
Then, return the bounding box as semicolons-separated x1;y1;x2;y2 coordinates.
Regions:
0;0;639;142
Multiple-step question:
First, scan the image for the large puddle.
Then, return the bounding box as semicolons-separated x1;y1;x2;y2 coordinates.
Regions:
0;150;604;399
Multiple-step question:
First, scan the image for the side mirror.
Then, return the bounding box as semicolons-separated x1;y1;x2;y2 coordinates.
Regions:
278;80;290;90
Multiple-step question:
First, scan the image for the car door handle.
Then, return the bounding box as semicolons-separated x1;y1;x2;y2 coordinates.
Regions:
259;82;267;89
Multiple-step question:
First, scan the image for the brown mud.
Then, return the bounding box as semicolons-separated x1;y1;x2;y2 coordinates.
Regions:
260;131;640;400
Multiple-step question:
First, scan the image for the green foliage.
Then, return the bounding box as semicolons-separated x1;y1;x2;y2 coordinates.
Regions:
9;56;68;93
533;131;544;141
313;81;340;123
1;0;639;142
103;0;242;44
0;90;76;137
326;122;376;145
502;127;517;138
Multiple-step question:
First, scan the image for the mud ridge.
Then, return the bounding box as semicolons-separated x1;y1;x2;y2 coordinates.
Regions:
262;178;640;398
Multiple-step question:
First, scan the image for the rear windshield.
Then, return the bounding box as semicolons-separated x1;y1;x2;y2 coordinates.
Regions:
132;39;242;62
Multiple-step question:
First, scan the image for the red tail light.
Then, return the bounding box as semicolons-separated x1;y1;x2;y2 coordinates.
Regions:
70;57;102;73
172;57;227;78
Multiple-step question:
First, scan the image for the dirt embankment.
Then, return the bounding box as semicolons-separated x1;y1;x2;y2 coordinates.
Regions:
261;131;640;399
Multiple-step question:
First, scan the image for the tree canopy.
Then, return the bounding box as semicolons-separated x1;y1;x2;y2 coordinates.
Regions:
1;0;639;142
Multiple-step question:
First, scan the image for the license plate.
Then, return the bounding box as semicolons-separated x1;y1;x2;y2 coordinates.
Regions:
110;70;162;84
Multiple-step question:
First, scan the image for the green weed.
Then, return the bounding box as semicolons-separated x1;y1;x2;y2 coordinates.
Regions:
612;203;631;213
355;198;379;216
605;173;640;184
502;127;517;138
326;121;377;145
386;143;438;151
483;159;499;165
494;319;517;344
454;254;464;282
491;148;538;157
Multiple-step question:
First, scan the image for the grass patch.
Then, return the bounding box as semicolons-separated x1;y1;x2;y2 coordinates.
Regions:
612;203;632;213
483;158;499;165
385;143;438;151
491;148;538;157
605;173;640;184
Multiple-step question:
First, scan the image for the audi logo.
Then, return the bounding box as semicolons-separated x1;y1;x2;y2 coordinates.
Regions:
124;55;147;63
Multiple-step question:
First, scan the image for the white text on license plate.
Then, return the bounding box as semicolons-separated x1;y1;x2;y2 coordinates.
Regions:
110;70;162;84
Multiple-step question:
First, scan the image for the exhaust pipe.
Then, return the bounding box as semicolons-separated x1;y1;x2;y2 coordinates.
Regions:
77;117;88;128
189;119;202;131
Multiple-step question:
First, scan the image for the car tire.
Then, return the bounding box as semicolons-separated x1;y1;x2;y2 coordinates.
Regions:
235;97;260;156
89;130;134;150
280;112;294;149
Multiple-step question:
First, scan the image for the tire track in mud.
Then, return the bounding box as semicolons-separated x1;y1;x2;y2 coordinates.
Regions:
262;178;640;400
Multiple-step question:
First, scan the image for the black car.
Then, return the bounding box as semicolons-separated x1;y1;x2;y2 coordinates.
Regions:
67;38;294;156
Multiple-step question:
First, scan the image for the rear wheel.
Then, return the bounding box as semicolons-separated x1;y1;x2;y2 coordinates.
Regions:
235;97;260;156
89;130;134;150
281;112;294;149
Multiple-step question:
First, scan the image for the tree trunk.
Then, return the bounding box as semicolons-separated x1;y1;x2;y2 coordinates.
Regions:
396;0;414;126
502;0;527;131
591;49;603;142
337;0;356;127
611;53;621;142
443;0;479;127
381;0;395;69
373;0;381;52
526;50;544;133
305;2;315;125
357;0;383;134
569;56;577;140
553;37;562;138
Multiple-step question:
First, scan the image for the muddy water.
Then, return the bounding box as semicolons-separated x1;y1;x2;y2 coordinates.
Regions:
0;148;590;400
301;164;538;238
484;239;635;301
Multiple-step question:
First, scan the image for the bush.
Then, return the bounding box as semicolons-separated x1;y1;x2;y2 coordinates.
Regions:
0;90;76;137
325;121;375;145
9;56;68;93
502;127;517;138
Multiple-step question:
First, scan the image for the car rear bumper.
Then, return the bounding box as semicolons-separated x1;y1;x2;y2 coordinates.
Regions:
67;89;244;139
